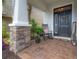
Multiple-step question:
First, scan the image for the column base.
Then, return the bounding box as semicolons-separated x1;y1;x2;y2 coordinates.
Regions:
9;26;31;53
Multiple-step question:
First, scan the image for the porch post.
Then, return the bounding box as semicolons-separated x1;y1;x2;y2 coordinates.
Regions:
9;0;31;53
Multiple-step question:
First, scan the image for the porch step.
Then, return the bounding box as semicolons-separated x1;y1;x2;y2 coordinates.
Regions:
53;36;71;41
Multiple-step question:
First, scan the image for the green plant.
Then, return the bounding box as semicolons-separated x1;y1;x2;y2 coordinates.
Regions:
36;26;43;34
2;22;9;38
3;34;13;45
2;21;10;46
30;19;37;39
30;19;44;43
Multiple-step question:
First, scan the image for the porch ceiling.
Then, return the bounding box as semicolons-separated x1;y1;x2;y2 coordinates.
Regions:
28;0;73;12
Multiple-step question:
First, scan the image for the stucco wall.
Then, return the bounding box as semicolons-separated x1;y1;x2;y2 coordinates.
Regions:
43;12;53;33
31;7;44;26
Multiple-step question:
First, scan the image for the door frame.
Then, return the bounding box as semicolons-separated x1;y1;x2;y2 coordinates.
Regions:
53;4;72;38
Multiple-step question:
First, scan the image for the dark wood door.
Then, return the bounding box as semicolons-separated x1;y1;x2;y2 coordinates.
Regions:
54;6;72;37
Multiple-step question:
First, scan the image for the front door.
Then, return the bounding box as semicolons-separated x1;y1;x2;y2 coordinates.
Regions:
54;5;72;37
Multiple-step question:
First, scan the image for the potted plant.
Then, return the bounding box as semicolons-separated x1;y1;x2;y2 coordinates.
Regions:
34;33;40;43
30;19;44;43
35;26;44;43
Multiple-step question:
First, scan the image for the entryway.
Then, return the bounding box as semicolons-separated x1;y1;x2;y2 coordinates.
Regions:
54;5;72;37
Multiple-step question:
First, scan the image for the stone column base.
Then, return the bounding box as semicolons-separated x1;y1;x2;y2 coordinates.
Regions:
9;26;31;53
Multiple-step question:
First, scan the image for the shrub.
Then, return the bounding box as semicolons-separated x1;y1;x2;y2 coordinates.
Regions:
2;22;9;38
30;19;37;38
36;26;43;34
2;21;10;47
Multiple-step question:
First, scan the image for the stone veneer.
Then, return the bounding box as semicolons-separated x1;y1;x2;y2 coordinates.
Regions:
9;26;31;53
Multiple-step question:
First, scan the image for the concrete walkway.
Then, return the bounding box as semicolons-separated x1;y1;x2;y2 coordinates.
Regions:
18;39;76;59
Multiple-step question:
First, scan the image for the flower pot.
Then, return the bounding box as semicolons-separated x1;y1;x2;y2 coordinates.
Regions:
35;36;41;43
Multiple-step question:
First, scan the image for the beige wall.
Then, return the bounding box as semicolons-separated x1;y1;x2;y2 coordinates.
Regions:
31;7;44;26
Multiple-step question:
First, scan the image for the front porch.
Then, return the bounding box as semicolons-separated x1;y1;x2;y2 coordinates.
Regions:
2;0;77;59
6;0;76;53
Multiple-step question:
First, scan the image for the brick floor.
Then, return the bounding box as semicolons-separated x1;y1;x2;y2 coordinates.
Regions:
18;39;76;59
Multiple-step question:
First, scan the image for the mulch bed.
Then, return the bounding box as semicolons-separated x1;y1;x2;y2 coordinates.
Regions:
2;49;21;59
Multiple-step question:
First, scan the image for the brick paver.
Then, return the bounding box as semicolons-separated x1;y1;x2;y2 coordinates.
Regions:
18;39;76;59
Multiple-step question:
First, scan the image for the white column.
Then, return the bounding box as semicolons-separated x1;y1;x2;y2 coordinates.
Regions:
9;0;30;26
9;0;31;53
